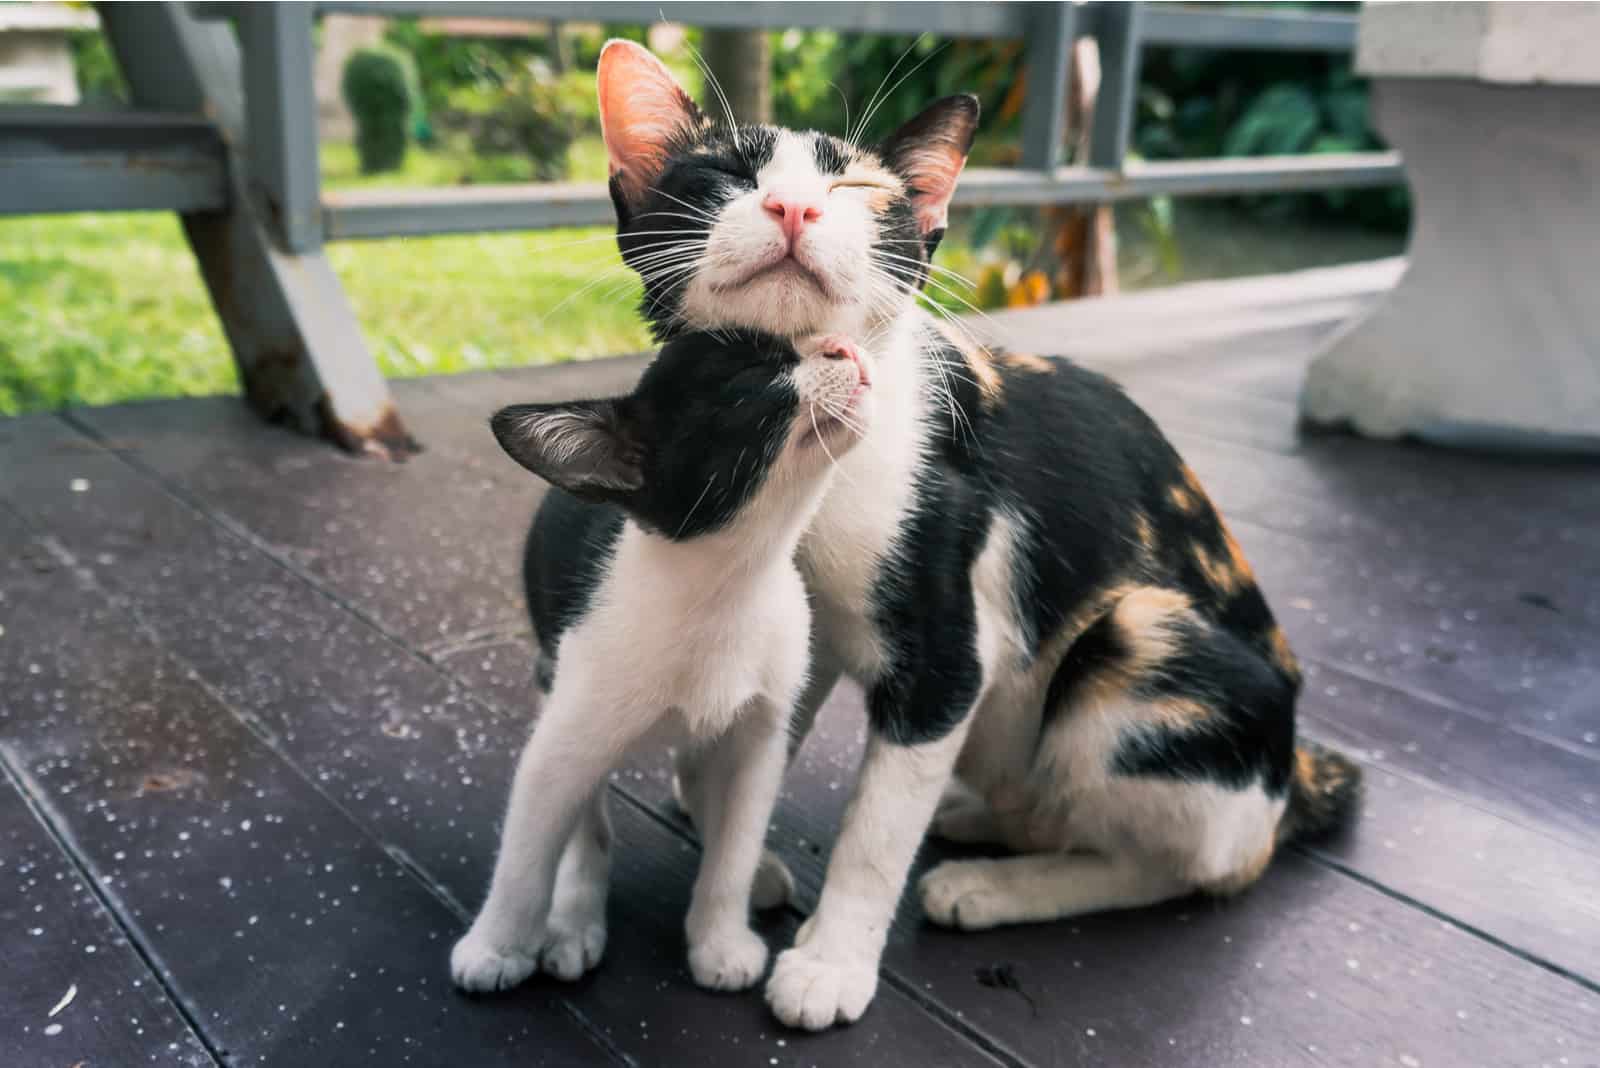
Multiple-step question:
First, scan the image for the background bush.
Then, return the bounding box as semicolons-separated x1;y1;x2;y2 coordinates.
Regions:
342;46;418;174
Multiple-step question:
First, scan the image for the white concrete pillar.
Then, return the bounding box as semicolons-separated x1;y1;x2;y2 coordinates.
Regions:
1301;2;1600;453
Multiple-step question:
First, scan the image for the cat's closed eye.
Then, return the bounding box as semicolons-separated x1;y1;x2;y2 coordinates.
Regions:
706;162;755;186
830;178;892;192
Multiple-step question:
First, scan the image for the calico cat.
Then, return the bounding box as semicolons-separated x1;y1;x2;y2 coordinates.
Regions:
450;329;876;994
470;40;1361;1031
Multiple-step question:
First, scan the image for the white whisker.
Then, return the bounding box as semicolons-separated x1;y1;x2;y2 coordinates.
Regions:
683;39;743;153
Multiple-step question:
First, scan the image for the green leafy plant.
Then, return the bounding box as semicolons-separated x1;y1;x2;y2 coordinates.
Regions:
342;46;418;174
435;67;593;183
1136;48;1408;231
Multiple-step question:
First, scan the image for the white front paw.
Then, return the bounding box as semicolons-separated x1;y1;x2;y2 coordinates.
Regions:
451;926;542;993
540;916;607;982
688;925;770;991
919;860;1005;930
765;944;878;1030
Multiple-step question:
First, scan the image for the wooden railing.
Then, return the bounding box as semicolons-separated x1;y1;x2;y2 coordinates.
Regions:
0;1;1402;453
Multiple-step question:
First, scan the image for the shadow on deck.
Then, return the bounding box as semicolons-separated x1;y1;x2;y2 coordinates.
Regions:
3;260;1597;1066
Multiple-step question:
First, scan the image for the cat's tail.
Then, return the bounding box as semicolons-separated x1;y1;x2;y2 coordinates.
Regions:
1278;741;1363;844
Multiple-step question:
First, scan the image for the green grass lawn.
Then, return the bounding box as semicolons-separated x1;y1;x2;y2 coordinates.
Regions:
0;212;656;415
0;136;654;415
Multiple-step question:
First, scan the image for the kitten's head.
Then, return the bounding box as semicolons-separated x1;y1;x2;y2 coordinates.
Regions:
491;331;875;541
597;39;978;340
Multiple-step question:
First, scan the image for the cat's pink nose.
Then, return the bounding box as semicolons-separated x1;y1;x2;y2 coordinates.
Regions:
763;192;823;244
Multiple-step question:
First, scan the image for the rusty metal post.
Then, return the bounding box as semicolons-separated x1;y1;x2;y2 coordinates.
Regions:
95;2;416;458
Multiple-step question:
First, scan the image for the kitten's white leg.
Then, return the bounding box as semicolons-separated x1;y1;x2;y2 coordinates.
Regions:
766;723;969;1031
451;693;646;993
685;702;788;991
674;657;839;909
540;785;612;980
919;852;1190;930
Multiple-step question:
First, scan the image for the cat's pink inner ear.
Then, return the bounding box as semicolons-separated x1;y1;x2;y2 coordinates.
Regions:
902;142;968;234
881;95;979;236
597;40;703;204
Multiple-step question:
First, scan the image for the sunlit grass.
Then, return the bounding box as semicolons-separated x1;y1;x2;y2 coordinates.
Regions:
0;136;649;415
0;209;655;415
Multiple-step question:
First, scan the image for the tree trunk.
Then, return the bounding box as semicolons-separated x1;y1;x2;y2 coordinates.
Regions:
701;29;771;125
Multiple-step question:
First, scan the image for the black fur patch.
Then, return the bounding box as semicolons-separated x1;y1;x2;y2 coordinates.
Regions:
861;326;992;744
515;330;804;673
811;133;851;175
525;497;625;666
618;330;800;539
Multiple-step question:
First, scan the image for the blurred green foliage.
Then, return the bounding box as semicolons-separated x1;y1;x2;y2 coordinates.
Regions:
1137;48;1409;229
771;32;1024;157
433;70;597;182
342;46;418;174
769;29;1405;233
66;30;127;105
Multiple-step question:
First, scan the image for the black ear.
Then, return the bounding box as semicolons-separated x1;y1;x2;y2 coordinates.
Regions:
879;94;980;245
490;400;644;502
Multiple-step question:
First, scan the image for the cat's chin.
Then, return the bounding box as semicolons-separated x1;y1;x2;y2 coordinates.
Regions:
682;278;867;341
678;267;844;337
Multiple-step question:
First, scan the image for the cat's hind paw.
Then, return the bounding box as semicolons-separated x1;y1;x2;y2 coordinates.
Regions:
919;859;1008;930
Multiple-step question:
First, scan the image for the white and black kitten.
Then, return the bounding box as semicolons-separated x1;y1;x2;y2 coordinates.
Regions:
463;40;1361;1032
451;330;874;994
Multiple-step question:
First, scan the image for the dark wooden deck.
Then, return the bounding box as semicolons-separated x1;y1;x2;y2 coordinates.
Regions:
4;260;1597;1067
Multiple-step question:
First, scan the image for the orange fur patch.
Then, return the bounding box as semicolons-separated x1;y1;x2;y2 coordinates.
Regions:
1168;482;1199;514
1151;697;1215;730
1030;582;1138;678
1111;587;1193;669
1193;542;1246;596
1001;352;1055;374
1221;525;1258;585
1132;513;1158;552
1266;625;1301;682
965;348;1003;407
933;319;1003;408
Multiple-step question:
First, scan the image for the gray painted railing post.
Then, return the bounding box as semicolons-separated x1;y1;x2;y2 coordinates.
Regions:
1019;2;1075;171
94;2;415;457
237;3;323;253
1088;1;1144;170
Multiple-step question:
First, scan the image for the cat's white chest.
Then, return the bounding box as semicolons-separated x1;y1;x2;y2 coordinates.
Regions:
797;342;929;681
562;539;810;740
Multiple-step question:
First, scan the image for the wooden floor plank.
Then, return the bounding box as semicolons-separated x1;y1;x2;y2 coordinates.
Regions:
62;357;1600;985
22;438;1597;1067
0;760;215;1068
638;684;1600;1067
883;853;1599;1068
0;503;614;1068
1;417;1003;1066
1232;517;1599;756
1297;659;1600;848
23;264;1598;1062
